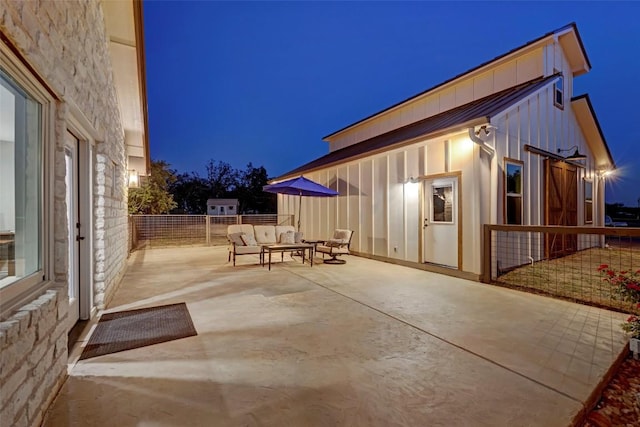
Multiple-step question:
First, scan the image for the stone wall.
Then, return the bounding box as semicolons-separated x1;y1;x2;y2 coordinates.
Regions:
0;290;67;427
0;0;130;425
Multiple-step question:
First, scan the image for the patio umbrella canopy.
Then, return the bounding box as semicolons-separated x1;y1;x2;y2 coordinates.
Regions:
263;176;338;231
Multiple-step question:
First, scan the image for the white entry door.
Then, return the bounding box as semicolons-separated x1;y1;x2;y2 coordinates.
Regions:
65;133;80;326
64;129;94;328
423;177;459;268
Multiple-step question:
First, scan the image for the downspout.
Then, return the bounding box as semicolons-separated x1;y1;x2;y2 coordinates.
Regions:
468;125;497;224
468;126;496;156
468;126;498;275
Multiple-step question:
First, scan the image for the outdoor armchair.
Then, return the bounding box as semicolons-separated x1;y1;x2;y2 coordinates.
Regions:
315;229;353;264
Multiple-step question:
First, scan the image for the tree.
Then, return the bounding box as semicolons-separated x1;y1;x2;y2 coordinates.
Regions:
169;173;210;214
128;160;177;214
236;163;276;213
205;160;238;198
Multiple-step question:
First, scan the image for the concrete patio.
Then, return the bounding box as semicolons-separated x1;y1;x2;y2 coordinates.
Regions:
44;246;628;426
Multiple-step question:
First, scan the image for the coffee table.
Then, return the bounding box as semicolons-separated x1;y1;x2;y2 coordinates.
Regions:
265;243;314;271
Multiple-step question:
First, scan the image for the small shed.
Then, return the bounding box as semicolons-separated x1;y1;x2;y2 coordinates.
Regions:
207;199;239;216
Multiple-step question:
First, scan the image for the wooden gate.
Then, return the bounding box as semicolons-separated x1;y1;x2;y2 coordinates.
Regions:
544;159;577;258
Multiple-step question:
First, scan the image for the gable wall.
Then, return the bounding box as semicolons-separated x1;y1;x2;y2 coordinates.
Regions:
492;42;601;272
328;47;545;152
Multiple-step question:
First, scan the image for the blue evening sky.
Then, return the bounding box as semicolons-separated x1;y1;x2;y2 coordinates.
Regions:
143;1;640;206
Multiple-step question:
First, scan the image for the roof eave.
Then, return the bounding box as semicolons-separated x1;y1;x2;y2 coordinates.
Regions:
277;117;489;181
570;94;615;170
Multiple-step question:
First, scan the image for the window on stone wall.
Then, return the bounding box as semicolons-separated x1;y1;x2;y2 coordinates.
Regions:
505;159;523;224
0;68;43;291
0;43;52;316
584;179;593;224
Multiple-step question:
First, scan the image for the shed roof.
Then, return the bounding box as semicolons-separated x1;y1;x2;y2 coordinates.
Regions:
277;75;557;179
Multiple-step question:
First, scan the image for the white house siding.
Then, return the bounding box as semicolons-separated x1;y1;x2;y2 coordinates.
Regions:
328;47;544;152
0;1;128;426
492;81;601;273
279;131;483;274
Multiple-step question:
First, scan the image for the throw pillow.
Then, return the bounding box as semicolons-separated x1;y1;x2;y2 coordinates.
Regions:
281;230;295;244
294;231;304;244
229;232;245;246
241;233;258;246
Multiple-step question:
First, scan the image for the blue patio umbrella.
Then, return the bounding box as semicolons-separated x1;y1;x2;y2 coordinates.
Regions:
263;176;338;231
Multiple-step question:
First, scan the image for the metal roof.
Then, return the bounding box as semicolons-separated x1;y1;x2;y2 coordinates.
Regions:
278;75;557;179
323;22;589;140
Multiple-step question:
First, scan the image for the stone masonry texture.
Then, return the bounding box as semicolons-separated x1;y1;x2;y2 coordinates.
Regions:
0;1;130;425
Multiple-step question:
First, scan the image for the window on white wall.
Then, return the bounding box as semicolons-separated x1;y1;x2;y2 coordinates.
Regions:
584;179;593;224
554;73;564;109
505;159;523;224
0;67;43;293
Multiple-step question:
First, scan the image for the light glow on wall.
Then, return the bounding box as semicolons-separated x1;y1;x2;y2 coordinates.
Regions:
128;169;139;188
404;177;420;200
453;137;474;157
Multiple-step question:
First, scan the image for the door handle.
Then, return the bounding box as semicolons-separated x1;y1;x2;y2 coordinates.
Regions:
76;236;85;241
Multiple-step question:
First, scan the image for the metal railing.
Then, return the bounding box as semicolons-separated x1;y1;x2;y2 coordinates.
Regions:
483;224;640;314
128;214;294;251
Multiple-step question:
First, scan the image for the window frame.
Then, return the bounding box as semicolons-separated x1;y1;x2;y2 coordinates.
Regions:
431;182;455;224
554;72;564;109
0;40;55;318
584;178;593;224
504;158;524;225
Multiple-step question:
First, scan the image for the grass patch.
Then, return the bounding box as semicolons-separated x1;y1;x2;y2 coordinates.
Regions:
498;246;640;314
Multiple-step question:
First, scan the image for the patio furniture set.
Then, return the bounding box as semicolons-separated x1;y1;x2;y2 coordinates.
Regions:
227;224;353;269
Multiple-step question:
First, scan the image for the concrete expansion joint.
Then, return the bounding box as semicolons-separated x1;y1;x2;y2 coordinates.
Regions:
285;266;583;405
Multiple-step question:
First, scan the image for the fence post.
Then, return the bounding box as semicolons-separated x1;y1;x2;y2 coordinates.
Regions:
238;215;242;225
482;224;491;283
205;215;210;246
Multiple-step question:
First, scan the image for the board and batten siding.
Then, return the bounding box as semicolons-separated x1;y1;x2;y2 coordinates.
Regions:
328;48;544;152
492;81;603;273
278;132;484;273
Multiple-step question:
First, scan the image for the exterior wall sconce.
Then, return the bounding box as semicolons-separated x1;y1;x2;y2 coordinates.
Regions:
557;145;587;161
128;169;139;188
597;169;612;179
405;176;420;184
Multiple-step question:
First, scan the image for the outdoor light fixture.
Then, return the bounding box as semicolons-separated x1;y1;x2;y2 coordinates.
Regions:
474;124;497;138
405;176;419;184
128;169;139;188
597;169;613;179
557;145;587;161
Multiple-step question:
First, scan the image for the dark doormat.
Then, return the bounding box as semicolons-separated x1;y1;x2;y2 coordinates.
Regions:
80;302;197;360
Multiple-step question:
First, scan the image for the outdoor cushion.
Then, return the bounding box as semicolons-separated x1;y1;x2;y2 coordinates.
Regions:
254;225;277;244
235;245;262;255
280;230;295;244
294;231;304;244
228;232;245;246
228;224;255;238
275;225;295;242
241;233;258;246
317;244;350;254
326;239;344;247
332;229;351;243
